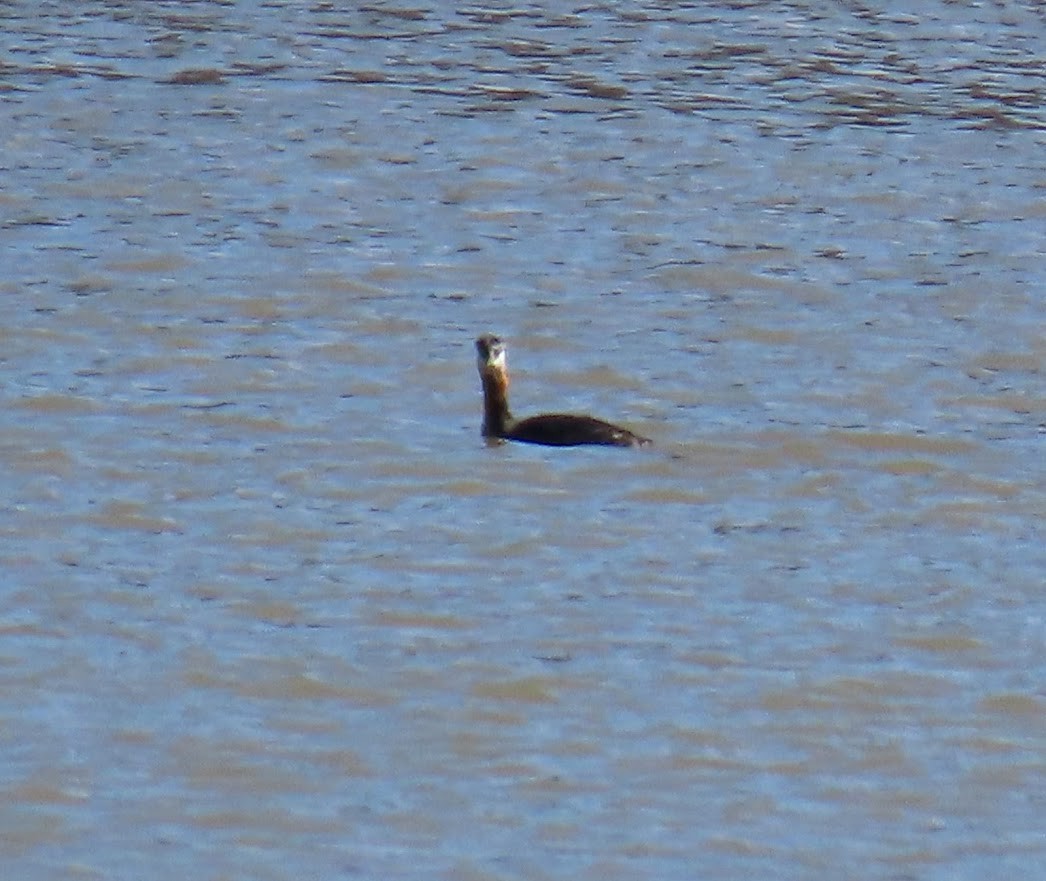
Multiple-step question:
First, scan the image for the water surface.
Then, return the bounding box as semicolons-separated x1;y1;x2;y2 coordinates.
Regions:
1;2;1044;879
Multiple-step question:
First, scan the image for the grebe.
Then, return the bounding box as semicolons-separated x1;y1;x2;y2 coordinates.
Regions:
475;334;651;448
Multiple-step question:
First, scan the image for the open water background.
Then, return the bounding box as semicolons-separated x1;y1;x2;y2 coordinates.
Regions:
1;2;1044;879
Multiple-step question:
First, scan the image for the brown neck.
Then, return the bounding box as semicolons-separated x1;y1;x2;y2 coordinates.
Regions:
480;367;513;437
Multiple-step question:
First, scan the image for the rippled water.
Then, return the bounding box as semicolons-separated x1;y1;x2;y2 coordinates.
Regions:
2;2;1044;879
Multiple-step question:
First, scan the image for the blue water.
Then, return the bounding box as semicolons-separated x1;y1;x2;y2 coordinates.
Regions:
1;2;1043;879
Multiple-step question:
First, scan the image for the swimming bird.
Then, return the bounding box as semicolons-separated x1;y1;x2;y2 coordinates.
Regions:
475;333;650;448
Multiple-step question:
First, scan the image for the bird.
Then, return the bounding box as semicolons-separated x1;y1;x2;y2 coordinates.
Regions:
475;333;650;448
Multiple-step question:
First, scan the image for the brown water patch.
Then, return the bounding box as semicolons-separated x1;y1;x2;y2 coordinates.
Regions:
969;351;1041;375
947;474;1022;501
6;779;87;807
764;673;960;715
188;411;294;433
755;433;833;467
0;807;73;855
87;500;182;534
13;393;100;414
917;500;1024;531
165;68;226;85
894;633;984;654
185;663;393;706
554;365;645;390
231;601;304;627
705;835;776;857
373;611;473;631
472;676;559;703
687;434;831;473
945;393;1043;415
440;479;501;496
67;274;112;295
4;443;73;475
325;68;389;83
566;75;629;100
472;84;545;102
735;325;801;346
978;693;1044;718
879;458;940;476
829;430;975;456
625;487;711;505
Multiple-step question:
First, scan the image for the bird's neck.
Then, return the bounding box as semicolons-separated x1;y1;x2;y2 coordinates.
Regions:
480;367;513;437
